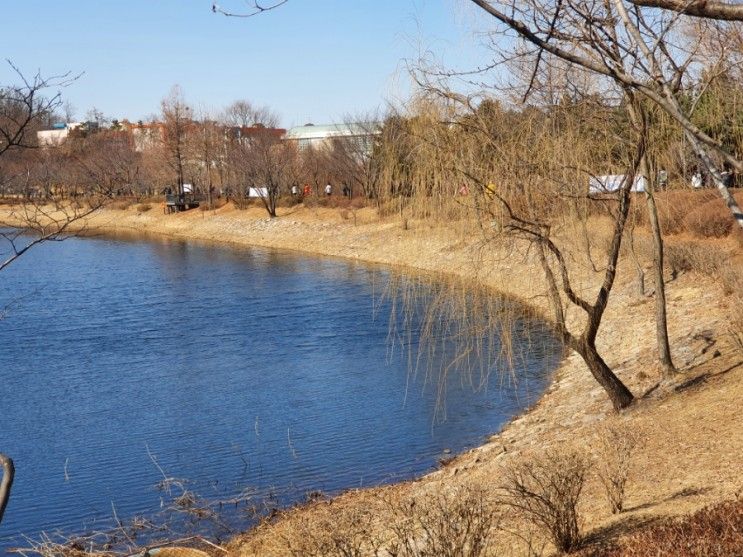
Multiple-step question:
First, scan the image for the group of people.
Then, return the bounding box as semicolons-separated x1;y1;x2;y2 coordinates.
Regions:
691;164;737;189
290;183;352;198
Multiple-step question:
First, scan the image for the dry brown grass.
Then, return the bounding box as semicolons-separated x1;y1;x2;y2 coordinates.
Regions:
629;189;743;240
662;239;743;296
109;199;135;210
229;484;500;557
682;191;743;239
580;500;743;557
274;195;302;209
199;198;229;211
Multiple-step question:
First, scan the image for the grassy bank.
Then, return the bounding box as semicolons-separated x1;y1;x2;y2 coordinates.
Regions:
2;199;742;555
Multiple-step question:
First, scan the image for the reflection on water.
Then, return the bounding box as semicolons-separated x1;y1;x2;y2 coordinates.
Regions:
0;235;561;548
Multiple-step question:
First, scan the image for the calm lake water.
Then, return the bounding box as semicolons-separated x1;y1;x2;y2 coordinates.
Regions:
0;234;561;550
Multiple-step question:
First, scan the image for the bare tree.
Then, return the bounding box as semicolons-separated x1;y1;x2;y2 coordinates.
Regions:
465;0;743;230
626;96;676;377
160;86;193;196
194;111;223;209
222;99;279;128
470;102;643;411
326;116;383;199
371;92;641;409
300;145;333;195
0;61;70;157
0;65;116;524
228;127;299;217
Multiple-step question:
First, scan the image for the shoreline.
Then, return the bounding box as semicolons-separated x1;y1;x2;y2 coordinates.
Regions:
2;202;742;554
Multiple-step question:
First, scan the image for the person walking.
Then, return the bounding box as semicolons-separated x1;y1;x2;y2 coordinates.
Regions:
325;183;332;196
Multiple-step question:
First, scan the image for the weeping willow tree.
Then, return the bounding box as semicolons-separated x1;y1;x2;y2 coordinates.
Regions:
381;271;562;422
371;84;650;410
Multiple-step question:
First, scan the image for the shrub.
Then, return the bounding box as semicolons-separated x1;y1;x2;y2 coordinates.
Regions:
350;196;368;209
664;241;725;277
592;424;643;514
109;199;134;210
385;485;499;557
683;198;736;238
663;241;743;296
626;190;743;237
136;203;152;213
275;501;384;557
262;484;499;557
301;196;317;208
655;190;716;235
501;448;588;553
377;198;405;218
276;195;302;209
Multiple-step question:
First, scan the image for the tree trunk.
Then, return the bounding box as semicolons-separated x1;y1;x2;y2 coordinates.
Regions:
628;100;676;377
626;226;646;297
645;188;676;377
639;151;676;377
0;453;14;525
575;339;635;410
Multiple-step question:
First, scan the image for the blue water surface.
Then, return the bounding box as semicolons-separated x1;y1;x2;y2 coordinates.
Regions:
0;234;561;550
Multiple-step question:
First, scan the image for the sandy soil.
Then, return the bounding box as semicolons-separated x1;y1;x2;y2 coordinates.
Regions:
2;201;741;555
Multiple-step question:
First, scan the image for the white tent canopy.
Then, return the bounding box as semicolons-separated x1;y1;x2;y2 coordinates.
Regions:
589;175;647;194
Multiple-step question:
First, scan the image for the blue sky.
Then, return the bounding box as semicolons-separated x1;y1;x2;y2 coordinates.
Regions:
1;1;488;127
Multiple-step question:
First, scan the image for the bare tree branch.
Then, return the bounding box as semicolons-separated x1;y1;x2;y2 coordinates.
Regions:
630;0;743;21
211;0;287;18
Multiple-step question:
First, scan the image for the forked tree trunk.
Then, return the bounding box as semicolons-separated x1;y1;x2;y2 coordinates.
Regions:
537;243;635;411
0;453;14;525
574;338;635;411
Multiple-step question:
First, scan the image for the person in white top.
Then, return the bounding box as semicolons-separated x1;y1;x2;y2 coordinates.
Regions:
325;183;332;196
691;170;703;189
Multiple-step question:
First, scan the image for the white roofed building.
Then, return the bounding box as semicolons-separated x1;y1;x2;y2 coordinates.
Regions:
284;122;380;154
37;122;84;147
